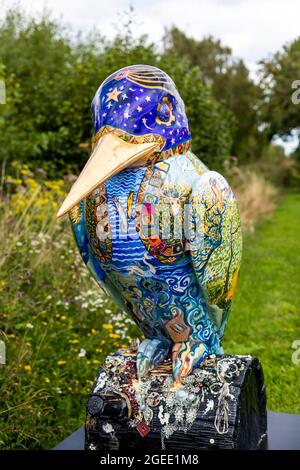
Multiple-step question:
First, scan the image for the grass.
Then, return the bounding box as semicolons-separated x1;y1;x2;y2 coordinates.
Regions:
0;164;139;450
224;192;300;413
0;163;299;449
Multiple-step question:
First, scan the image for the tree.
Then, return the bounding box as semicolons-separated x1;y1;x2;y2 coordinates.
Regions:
259;37;300;145
163;27;262;163
0;8;234;172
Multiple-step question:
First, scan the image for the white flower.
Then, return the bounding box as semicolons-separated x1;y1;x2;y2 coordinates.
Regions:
26;323;34;329
78;348;86;357
16;241;23;246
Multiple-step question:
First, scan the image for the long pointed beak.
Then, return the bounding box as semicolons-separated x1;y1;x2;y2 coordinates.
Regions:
57;133;160;218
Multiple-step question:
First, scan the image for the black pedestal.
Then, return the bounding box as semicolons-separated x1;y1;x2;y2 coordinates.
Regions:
84;352;267;451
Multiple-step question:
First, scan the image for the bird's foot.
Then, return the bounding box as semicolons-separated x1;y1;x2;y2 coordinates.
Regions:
172;341;208;382
136;338;171;379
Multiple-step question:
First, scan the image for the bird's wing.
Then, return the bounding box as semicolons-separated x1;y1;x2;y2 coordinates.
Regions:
188;170;242;338
69;201;106;284
68;201;130;312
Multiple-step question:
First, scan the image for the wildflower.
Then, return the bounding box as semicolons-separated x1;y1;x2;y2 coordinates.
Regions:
109;333;121;339
26;323;34;329
24;365;32;372
102;324;113;330
78;348;86;357
57;360;66;365
45;377;50;384
16;241;23;247
92;359;100;365
91;328;98;335
60;315;67;321
96;348;103;353
69;339;79;344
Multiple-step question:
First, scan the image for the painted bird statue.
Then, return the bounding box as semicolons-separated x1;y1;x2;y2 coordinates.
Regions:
57;65;242;382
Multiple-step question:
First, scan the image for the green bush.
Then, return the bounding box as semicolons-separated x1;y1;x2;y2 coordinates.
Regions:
0;8;234;173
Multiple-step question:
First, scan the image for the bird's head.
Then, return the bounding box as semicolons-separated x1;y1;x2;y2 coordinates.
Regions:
57;64;191;218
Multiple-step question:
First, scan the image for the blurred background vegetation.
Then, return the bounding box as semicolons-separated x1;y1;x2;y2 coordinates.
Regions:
0;6;299;449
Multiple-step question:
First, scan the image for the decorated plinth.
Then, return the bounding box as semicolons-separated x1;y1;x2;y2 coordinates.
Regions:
85;348;267;451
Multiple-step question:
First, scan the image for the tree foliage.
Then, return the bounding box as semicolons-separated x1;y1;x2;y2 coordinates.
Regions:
260;38;300;140
0;8;235;172
164;27;262;162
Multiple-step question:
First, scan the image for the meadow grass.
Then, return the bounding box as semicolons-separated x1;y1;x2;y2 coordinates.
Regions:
0;164;299;449
0;165;139;449
224;192;300;413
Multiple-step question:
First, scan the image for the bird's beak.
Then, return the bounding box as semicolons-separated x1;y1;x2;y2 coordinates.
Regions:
57;133;160;218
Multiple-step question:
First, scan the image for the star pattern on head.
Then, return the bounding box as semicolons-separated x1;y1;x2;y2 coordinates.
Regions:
92;67;192;151
106;87;121;102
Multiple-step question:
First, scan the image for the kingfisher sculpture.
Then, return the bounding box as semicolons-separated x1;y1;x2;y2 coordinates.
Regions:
57;65;242;382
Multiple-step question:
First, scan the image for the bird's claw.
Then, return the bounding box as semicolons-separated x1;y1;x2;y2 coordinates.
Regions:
172;341;208;382
136;338;171;379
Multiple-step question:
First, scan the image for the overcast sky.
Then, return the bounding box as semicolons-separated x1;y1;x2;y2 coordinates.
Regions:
1;0;300;73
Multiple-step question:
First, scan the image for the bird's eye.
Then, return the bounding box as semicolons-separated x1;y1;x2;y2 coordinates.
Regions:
157;102;171;122
155;96;175;126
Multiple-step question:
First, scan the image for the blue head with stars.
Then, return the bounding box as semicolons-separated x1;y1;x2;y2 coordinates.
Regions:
92;64;191;152
57;65;192;217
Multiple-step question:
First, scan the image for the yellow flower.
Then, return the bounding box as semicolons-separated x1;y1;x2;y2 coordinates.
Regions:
109;333;120;339
96;348;103;353
57;360;66;365
45;377;50;384
91;328;98;335
92;359;100;365
69;339;79;344
102;324;113;330
60;315;67;321
21;168;30;175
24;365;32;372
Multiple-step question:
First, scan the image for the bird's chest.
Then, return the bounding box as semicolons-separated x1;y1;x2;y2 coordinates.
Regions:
84;162;188;268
